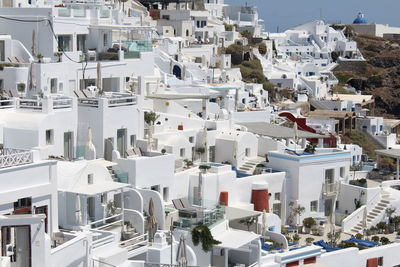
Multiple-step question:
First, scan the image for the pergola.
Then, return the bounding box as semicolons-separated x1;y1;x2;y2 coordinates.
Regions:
375;149;400;180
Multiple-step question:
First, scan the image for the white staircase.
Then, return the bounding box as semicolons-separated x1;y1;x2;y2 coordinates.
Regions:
237;157;264;175
349;191;392;234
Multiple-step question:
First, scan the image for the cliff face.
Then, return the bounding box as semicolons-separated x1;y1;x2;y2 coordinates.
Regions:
335;35;400;118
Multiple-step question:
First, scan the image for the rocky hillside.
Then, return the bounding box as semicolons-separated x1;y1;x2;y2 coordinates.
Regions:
334;34;400;118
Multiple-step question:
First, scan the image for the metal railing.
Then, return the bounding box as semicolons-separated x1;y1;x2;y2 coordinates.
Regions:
0;148;33;168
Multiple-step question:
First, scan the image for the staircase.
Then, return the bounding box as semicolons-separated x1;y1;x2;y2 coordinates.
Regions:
237;157;265;175
349;191;392;234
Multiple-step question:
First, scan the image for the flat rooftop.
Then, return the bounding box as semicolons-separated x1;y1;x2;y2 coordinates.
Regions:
237;122;326;139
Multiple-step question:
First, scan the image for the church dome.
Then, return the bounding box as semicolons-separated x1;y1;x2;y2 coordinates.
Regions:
353;12;368;24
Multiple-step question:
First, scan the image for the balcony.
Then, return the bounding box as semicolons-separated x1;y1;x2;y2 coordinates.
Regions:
0;148;33;169
17;96;74;112
322;182;338;196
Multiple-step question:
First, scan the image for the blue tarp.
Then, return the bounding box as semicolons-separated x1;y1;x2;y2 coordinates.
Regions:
232;166;251;178
313;240;342;252
344;237;378;248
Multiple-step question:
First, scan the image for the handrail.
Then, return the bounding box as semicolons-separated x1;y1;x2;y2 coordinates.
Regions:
92;258;117;267
342;205;366;233
89;213;122;228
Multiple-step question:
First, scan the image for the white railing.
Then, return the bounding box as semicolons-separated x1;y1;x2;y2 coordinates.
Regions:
17;98;42;110
342;205;366;233
119;233;148;251
91;229;115;249
323;182;338;195
17;97;73;111
89;213;122;229
0;148;33;168
78;95;137;108
0;99;15;109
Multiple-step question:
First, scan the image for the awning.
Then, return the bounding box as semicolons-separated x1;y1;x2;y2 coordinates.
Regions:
147;93;210;100
375;149;400;159
214;228;259;249
237;122;327;139
225;206;261;221
65;181;129;196
92;159;118;168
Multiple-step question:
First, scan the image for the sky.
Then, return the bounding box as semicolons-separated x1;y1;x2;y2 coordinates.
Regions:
225;0;399;33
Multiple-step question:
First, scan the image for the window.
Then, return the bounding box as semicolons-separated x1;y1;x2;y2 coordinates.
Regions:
103;33;108;47
17;83;25;93
274;192;280;201
58;35;72;52
77;34;87;52
101;193;107;204
180;148;185;157
14;197;32;209
88;174;93;184
189;136;194;143
163;187;169;202
0;40;4;61
325;168;334;184
310;200;318;212
245;148;251;157
340;167;345;178
50;78;58;94
46;129;54;145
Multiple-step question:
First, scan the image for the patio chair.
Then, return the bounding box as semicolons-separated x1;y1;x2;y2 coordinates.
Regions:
73;89;86;99
172;198;202;219
132;147;142;156
8;88;20;98
82;89;94;98
126;148;136;157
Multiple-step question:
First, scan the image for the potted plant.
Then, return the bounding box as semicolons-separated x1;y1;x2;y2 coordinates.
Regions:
303;217;316;234
121;221;135;241
36;53;43;63
355;233;363;239
199;164;211;173
311;226;319;236
376;222;387;234
54;52;63;62
292;234;300;246
254;163;264;175
306;237;314;246
289;202;305;232
318;222;325;236
371;236;380;243
370;226;378;235
183;159;193;169
380;236;390;245
388;223;396;234
161;148;166;154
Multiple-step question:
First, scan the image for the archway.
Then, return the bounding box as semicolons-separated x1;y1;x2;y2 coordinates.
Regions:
173;65;182;79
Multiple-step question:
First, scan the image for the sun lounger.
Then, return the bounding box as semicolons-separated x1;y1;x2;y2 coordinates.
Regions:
82;89;94;98
73;89;86;99
8;88;20;98
313;240;341;252
344;237;378;248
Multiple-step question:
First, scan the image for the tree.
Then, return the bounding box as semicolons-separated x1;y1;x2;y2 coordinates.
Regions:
327;230;341;246
144;111;159;125
191;225;221;252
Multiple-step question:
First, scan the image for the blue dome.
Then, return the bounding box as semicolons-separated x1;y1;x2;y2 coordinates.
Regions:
353;12;368;24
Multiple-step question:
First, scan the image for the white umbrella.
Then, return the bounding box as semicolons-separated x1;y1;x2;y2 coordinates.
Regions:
75;194;82;225
96;61;102;92
85;127;96;160
176;235;188;267
31;30;37;56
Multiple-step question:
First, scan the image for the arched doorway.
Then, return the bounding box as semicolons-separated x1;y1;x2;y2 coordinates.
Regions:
172;65;182;79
